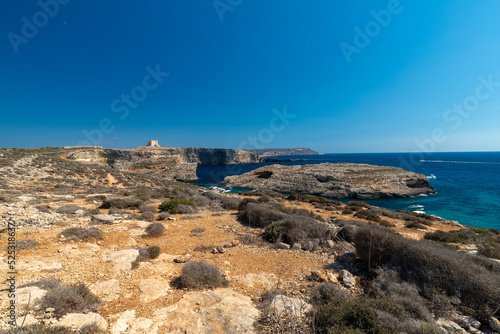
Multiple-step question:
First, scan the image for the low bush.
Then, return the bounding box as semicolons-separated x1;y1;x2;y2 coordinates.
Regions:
56;205;90;216
379;220;395;228
7;239;40;250
144;223;165;237
0;324;75;334
159;198;196;214
237;203;288;228
354;210;381;222
139;205;156;213
177;204;196;214
353;225;500;322
177;261;227;290
35;205;52;213
135;246;162;265
263;216;335;246
478;241;500;260
237;198;259;211
140;211;155;222
100;198;143;210
59;227;103;241
286;192;304;201
191;195;211;207
108;207;126;215
310;282;434;334
342;208;354;215
405;221;427;230
40;282;100;318
191;227;206;233
220;196;241;210
347;201;372;209
424;229;475;243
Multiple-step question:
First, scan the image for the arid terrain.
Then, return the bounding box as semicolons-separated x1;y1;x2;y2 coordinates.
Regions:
1;148;499;334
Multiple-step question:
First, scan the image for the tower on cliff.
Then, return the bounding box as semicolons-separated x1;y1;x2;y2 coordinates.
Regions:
147;140;160;147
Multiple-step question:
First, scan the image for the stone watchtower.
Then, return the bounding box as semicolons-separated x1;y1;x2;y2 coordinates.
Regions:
147;140;160;147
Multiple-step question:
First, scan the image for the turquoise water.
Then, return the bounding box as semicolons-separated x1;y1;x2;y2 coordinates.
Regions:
196;152;500;230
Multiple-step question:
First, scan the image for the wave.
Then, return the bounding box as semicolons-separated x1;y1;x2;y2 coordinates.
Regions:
420;160;500;165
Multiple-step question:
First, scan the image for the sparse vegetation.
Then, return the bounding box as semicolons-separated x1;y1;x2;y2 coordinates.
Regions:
140;211;155;222
177;261;227;290
59;227;103;241
39;282;100;318
159;198;196;214
144;223;165;237
56;205;90;216
100;198;143;210
6;239;40;250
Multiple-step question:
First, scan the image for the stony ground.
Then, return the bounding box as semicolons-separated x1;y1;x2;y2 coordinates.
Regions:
4;149;495;334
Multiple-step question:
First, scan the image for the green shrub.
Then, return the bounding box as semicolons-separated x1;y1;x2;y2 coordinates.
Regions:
148;245;161;259
379;220;395;228
159;198;196;214
178;261;227;290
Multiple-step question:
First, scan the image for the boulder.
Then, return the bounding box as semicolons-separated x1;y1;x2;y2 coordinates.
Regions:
16;286;47;306
56;312;107;331
104;249;139;273
233;273;278;290
339;269;356;288
154;288;259;333
174;254;192;263
91;214;115;224
452;313;481;330
270;295;312;316
490;317;500;332
276;242;291;249
89;279;121;302
139;278;170;303
111;310;136;334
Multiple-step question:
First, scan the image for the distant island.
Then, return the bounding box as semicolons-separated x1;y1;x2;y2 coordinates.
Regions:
244;148;322;157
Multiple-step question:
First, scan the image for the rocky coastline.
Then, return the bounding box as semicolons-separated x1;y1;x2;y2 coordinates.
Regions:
222;162;435;199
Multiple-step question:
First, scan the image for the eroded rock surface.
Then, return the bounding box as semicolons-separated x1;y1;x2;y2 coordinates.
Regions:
223;163;435;199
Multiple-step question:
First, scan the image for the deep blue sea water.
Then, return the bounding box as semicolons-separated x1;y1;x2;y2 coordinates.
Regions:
196;152;500;230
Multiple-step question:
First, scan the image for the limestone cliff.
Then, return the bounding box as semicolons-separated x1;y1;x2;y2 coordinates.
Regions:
222;163;435;199
64;147;261;181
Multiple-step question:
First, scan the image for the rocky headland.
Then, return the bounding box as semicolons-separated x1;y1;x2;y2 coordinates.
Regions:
222;163;435;199
64;146;262;182
244;148;322;157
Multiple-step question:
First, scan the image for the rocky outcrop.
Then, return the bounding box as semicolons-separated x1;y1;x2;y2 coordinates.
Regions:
222;163;435;199
245;148;322;157
64;147;262;181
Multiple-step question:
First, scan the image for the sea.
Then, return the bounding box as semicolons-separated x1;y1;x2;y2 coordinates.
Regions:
195;152;500;230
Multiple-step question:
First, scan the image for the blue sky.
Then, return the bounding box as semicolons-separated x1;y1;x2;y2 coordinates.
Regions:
1;0;500;153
